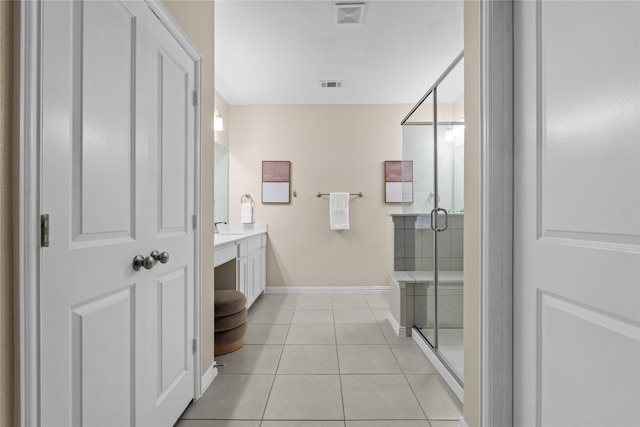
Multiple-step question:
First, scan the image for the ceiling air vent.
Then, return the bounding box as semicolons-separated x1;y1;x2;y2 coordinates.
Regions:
319;80;344;88
334;2;366;25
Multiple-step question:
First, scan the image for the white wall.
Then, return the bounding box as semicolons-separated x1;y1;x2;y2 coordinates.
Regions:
228;104;408;287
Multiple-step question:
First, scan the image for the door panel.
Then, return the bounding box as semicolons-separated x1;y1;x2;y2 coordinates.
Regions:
72;286;135;427
539;292;639;426
514;1;640;425
538;1;640;247
158;50;189;234
157;267;189;398
74;0;137;242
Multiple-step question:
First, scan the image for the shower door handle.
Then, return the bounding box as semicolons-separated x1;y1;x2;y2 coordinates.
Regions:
430;208;449;232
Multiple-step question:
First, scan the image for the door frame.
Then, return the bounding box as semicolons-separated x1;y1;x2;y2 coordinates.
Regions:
15;1;203;425
478;0;514;426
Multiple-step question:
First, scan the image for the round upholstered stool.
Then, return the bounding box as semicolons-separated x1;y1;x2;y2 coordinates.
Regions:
214;290;247;356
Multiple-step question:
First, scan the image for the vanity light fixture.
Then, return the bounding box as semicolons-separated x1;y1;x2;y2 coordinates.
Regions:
214;109;224;131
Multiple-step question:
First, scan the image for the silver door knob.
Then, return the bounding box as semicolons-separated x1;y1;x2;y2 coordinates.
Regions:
133;254;155;271
151;250;170;264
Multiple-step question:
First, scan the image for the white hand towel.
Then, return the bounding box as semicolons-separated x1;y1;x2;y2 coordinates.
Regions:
241;202;253;224
329;192;350;230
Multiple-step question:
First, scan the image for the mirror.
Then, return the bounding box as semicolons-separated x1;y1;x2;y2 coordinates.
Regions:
401;123;464;214
214;142;229;223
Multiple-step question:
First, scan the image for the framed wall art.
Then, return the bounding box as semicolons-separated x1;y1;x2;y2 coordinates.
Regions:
262;161;291;203
385;160;413;203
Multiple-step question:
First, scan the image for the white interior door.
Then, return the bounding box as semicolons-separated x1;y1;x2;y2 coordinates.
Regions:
513;1;640;426
40;1;196;426
142;10;196;426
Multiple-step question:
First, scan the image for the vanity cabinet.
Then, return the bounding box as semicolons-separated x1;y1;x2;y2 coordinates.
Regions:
236;234;267;308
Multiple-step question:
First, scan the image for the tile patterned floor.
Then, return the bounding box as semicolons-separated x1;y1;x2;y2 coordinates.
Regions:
178;293;462;427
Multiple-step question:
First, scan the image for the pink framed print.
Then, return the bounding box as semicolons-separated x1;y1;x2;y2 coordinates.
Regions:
262;161;291;203
385;160;413;203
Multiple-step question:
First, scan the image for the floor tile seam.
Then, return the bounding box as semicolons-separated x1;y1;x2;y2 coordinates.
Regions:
258;418;348;422
216;373;276;377
401;369;432;421
274;373;343;376
259;366;281;421
334;314;347;422
235;304;282;422
182;418;262;422
388;343;417;377
339;372;410;376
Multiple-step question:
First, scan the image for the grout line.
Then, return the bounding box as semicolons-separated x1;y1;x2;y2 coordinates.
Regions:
334;305;347;422
256;298;293;421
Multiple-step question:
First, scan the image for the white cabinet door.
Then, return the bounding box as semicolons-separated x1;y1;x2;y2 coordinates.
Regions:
259;244;267;295
513;1;640;426
248;250;259;305
40;2;196;425
238;255;249;304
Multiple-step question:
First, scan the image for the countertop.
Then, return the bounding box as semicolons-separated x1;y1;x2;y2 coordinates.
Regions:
214;223;268;248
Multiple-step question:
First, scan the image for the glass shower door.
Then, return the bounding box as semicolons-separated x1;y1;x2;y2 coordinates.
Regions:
402;53;464;384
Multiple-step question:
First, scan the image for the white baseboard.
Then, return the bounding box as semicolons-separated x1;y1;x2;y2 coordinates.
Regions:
199;364;218;397
387;311;408;337
265;286;389;294
413;331;464;403
458;416;470;427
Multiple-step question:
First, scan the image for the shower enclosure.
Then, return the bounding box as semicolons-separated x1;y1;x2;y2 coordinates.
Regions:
401;52;464;384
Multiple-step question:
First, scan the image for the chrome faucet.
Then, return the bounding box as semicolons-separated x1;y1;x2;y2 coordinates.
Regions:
214;221;227;233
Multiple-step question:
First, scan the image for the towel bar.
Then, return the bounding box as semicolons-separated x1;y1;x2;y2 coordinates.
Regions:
317;192;363;198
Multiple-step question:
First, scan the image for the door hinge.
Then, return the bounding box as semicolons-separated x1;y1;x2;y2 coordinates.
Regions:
41;214;50;247
192;214;198;230
192;337;198;353
192;91;198;106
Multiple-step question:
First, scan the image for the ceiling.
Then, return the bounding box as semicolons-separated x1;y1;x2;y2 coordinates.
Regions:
214;0;464;105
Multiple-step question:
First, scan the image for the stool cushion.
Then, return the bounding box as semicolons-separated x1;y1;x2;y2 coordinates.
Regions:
214;322;247;356
215;308;247;332
214;290;246;317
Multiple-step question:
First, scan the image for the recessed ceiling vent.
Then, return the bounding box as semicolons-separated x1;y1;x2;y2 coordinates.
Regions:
334;2;366;24
319;80;344;88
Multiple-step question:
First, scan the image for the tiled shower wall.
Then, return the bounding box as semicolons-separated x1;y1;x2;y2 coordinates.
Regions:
393;214;464;271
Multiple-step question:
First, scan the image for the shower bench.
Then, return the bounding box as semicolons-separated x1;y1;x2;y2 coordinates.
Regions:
388;270;464;337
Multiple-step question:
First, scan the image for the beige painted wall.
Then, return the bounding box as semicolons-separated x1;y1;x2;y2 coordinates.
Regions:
463;0;481;426
0;2;14;425
228;104;407;287
161;0;216;376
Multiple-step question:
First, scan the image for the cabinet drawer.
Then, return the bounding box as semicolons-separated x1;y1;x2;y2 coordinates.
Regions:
237;241;248;258
214;244;236;268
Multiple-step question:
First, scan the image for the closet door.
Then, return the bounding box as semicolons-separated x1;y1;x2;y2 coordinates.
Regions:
141;9;197;425
41;1;148;425
40;2;196;425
